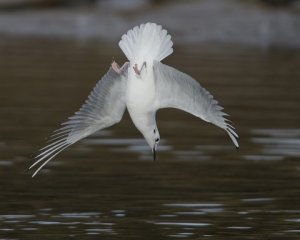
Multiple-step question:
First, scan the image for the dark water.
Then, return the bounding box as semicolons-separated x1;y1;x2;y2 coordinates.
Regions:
0;37;300;239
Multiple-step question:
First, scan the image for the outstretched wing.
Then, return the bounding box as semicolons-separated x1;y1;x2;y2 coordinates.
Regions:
153;61;239;148
30;65;128;177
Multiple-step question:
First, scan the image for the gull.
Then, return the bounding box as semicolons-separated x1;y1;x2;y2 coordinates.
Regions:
30;22;239;177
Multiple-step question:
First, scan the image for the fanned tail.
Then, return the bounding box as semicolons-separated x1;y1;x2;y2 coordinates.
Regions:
119;23;173;62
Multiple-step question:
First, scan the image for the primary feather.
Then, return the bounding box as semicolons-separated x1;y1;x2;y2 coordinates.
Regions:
30;65;128;177
153;61;239;148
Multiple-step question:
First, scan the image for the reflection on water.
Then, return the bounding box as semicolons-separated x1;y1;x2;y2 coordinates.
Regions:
0;211;116;236
82;137;172;161
251;128;300;159
5;200;300;238
0;37;300;239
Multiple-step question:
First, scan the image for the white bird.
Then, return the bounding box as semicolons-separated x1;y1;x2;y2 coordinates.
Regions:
30;22;239;177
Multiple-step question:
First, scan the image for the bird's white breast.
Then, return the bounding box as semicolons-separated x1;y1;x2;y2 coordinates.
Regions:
126;62;156;127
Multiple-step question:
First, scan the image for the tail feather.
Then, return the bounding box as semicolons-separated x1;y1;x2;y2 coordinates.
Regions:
119;23;173;62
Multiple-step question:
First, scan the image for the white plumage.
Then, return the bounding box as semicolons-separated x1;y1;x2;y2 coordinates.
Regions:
119;23;173;62
30;22;239;177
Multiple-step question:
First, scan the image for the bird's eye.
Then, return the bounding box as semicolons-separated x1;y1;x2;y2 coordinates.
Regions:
155;138;160;142
153;129;156;133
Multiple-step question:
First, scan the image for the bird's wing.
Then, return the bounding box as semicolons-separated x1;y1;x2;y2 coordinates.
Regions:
153;61;239;148
30;65;128;177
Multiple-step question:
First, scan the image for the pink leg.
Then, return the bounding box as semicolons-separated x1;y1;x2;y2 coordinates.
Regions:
133;64;140;75
120;62;129;71
133;62;146;75
111;60;121;74
111;61;129;74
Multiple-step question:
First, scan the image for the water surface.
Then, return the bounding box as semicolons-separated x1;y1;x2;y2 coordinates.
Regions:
0;37;300;239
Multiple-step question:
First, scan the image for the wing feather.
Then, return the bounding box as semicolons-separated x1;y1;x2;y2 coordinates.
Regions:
153;61;239;148
30;65;128;177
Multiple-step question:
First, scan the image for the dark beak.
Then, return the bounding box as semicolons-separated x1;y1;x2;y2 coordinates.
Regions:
152;147;156;161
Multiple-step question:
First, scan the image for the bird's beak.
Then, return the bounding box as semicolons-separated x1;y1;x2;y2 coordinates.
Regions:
152;146;156;161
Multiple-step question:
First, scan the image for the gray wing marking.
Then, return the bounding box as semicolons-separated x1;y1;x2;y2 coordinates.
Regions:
30;65;128;176
153;61;239;148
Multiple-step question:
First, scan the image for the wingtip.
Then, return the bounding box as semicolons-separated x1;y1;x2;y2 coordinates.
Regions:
29;163;36;170
29;166;37;178
31;171;38;178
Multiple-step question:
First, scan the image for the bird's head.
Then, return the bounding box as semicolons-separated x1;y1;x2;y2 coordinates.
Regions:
143;126;160;160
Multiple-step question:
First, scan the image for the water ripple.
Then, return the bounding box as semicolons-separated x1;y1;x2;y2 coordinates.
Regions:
250;128;300;159
154;222;210;227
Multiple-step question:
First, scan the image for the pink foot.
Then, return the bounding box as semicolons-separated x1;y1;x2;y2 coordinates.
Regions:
111;60;129;74
133;64;141;75
133;62;146;75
